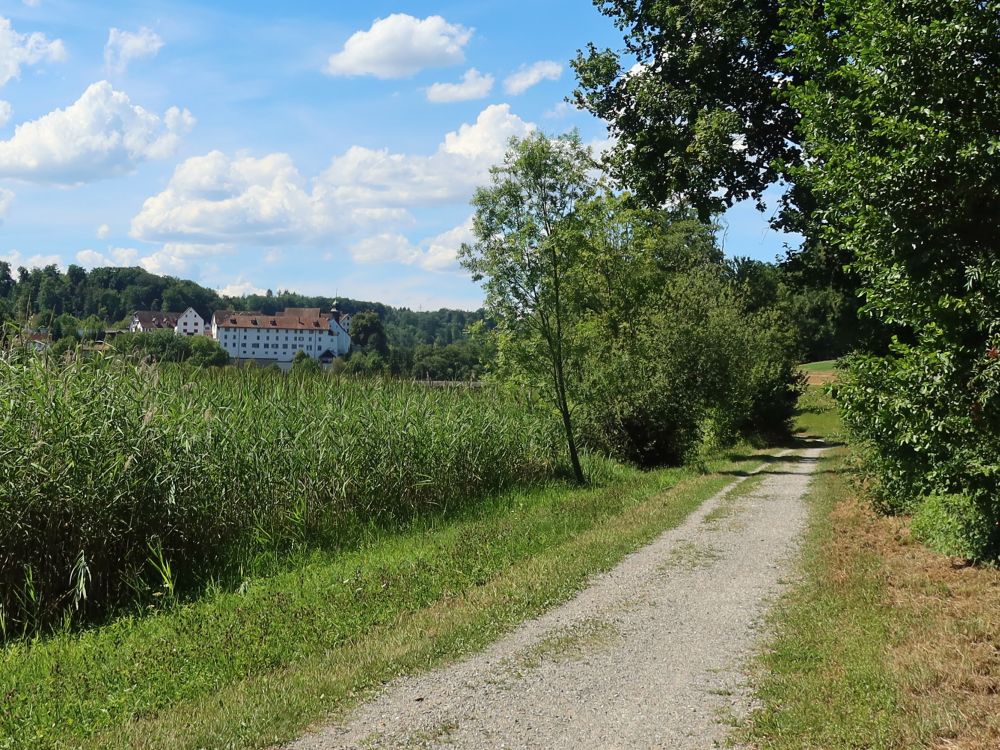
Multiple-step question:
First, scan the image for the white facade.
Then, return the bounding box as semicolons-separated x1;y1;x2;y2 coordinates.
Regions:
174;307;205;336
129;307;206;336
210;309;351;364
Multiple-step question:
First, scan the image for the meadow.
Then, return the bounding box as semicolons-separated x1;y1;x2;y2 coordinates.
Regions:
0;349;562;637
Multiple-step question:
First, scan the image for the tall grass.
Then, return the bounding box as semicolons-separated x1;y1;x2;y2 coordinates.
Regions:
0;349;562;636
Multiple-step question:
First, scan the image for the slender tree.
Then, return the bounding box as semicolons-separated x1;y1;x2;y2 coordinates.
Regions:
461;132;595;484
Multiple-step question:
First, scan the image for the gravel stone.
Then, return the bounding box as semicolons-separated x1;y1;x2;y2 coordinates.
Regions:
287;446;824;750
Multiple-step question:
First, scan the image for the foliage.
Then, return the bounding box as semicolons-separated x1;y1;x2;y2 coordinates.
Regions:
574;242;802;466
290;348;322;375
786;0;1000;558
0;351;562;636
462;131;596;483
110;330;230;367
349;310;390;356
572;0;798;223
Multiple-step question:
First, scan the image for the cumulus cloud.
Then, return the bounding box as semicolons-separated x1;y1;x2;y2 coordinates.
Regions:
0;249;60;269
76;242;233;275
503;60;562;95
0;81;194;184
347;217;473;271
131;151;332;243
132;104;534;249
319;103;534;207
0;187;12;220
74;246;139;269
96;223;110;239
0;16;65;89
426;68;493;103
0;100;10;126
137;242;232;275
217;277;265;297
325;14;472;78
104;27;163;74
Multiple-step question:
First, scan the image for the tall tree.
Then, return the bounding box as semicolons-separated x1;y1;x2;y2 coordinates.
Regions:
572;0;799;224
461;132;595;484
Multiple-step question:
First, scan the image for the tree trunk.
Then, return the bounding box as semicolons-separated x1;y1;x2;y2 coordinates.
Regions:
553;358;585;485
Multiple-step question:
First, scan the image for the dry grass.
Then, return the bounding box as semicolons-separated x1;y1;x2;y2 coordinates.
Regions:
768;471;1000;749
873;512;1000;748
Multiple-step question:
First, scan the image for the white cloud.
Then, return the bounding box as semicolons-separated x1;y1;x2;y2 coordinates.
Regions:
0;100;10;126
104;27;163;74
0;81;194;184
503;60;563;95
325;14;472;78
544;101;575;119
217;277;265;297
0;187;12;220
74;246;139;269
348;217;473;272
22;0;41;7
131;151;333;243
426;68;493;103
0;249;60;269
137;242;231;275
96;223;110;239
132;105;535;247
0;17;65;89
320;103;534;207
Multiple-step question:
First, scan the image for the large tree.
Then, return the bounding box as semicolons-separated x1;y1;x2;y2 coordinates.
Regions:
461;132;596;484
572;0;799;224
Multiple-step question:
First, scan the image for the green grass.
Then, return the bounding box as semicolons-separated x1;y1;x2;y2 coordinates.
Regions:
798;359;837;373
743;445;902;749
744;385;905;748
1;445;780;750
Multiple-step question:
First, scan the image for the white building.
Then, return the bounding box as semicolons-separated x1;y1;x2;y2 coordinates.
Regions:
129;307;206;336
210;307;351;365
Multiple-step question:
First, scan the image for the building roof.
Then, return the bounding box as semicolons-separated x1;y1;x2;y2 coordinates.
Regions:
133;311;180;329
212;308;348;331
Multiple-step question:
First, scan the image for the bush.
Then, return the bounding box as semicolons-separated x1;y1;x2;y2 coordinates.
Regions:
911;493;998;562
576;268;803;466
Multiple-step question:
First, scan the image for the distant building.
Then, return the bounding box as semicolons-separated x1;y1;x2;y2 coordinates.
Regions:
210;307;351;365
129;307;206;337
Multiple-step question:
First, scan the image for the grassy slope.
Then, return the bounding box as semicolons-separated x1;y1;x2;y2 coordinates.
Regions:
3;448;782;750
745;381;1000;749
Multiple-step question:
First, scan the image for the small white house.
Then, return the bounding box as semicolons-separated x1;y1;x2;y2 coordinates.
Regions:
210;307;351;365
129;307;206;336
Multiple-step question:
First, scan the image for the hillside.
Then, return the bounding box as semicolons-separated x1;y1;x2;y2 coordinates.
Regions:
0;263;484;348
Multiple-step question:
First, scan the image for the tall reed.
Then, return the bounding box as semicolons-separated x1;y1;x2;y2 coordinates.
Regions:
0;350;561;635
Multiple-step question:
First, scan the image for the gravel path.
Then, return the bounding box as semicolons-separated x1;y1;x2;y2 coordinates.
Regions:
288;446;824;750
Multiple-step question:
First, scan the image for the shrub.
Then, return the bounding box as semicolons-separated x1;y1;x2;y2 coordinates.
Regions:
911;493;998;562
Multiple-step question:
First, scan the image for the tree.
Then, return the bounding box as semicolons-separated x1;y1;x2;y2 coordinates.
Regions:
461;132;595;484
572;0;798;223
348;311;389;356
786;0;1000;558
291;349;321;375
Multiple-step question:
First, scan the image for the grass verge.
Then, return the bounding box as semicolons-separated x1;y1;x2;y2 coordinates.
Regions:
745;387;1000;749
2;447;779;750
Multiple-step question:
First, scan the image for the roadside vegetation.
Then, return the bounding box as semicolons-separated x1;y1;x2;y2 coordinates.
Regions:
747;371;1000;749
0;350;562;637
2;442;786;749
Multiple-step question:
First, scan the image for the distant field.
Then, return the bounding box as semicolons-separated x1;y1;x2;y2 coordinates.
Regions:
799;359;837;385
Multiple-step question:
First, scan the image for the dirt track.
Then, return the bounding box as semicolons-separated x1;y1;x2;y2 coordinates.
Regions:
288;446;824;750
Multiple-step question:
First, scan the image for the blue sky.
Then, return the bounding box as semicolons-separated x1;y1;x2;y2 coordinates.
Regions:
0;1;797;310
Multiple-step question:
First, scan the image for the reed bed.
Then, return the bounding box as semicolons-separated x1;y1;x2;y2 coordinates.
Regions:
0;350;562;636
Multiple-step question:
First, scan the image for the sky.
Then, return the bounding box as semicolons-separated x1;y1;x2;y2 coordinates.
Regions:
0;0;798;310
